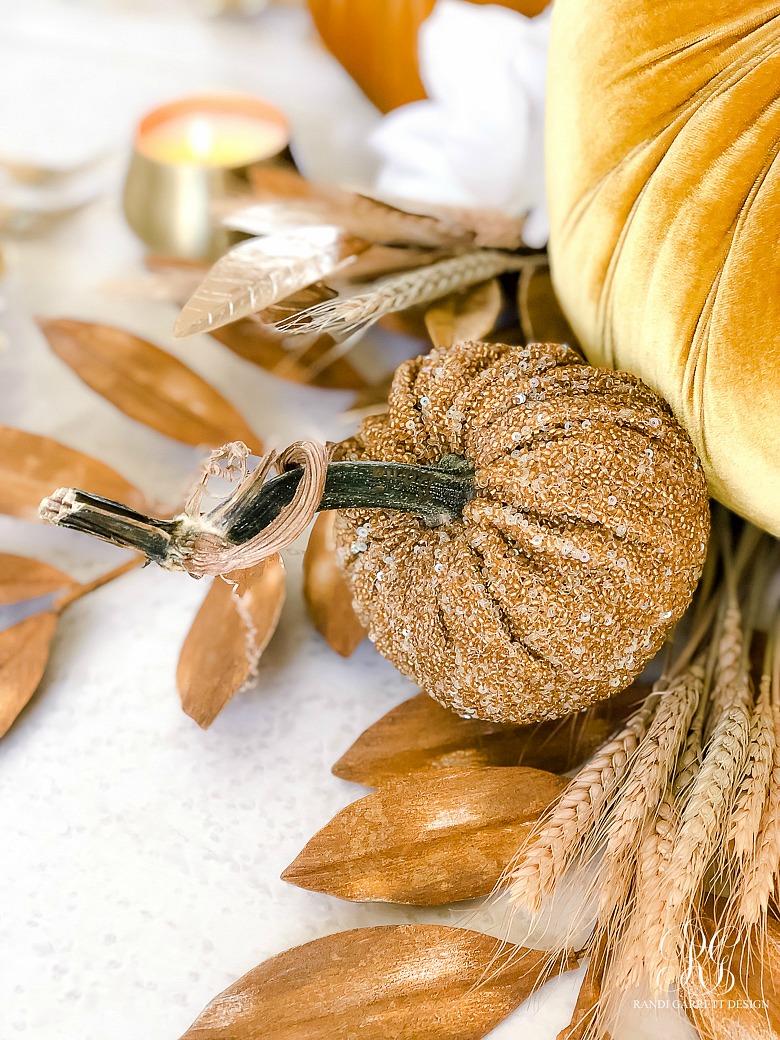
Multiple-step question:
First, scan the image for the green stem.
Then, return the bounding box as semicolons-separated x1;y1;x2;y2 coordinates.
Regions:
39;457;475;567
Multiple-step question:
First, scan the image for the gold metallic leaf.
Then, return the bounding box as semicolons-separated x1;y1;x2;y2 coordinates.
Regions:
333;685;648;786
0;425;149;522
518;263;580;348
0;612;57;738
424;278;503;350
303;511;365;657
283;766;567;904
0;553;76;605
175;226;367;337
177;556;286;728
38;318;257;447
178;923;572;1040
210;316;367;389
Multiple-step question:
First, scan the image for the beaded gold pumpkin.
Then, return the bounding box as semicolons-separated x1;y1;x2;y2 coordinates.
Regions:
335;340;710;724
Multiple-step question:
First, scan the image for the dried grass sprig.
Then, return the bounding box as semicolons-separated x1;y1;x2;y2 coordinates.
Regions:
276;252;535;340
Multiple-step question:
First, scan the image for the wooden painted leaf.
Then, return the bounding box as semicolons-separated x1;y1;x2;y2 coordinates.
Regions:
179;923;570;1040
0;612;57;737
303;512;365;657
518;263;580;348
174;227;367;337
283;766;567;904
210;317;367;390
38;318;257;447
177;556;286;728
424;278;503;350
557;949;604;1040
0;553;76;605
0;425;149;521
333;685;648;786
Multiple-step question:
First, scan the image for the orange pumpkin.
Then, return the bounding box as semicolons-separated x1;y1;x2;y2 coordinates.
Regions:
308;0;551;112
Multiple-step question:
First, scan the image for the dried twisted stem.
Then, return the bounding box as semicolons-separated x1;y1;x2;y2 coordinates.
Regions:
179;440;329;576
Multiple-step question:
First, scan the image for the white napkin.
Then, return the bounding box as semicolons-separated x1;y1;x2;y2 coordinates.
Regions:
370;0;550;247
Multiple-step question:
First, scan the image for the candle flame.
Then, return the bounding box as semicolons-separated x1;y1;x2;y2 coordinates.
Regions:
187;116;215;161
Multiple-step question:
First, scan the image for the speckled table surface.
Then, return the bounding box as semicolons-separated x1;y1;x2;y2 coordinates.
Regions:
0;4;692;1039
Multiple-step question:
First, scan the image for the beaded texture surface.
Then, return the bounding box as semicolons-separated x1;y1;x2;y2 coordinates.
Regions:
334;341;710;724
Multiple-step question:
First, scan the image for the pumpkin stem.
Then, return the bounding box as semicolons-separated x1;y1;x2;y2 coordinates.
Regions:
38;447;475;572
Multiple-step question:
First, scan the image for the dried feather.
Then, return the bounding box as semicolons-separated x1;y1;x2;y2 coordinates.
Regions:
243;166;478;248
278;251;530;341
385;197;526;250
223;196;470;249
174;227;367;337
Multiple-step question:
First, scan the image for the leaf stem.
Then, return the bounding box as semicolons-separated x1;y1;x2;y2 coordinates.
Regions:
54;555;145;611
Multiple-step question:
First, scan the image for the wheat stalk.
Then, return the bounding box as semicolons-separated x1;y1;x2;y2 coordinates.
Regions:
597;670;702;914
649;703;750;990
277;251;534;339
508;694;659;914
728;675;774;864
705;597;749;740
736;698;780;928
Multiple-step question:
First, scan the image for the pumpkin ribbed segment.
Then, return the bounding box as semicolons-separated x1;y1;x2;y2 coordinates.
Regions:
335;341;709;724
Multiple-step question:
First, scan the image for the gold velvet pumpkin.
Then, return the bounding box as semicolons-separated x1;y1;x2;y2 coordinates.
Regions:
546;0;780;536
308;0;550;112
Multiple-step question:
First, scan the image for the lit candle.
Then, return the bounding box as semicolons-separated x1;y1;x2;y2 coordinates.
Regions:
137;100;289;168
124;93;289;259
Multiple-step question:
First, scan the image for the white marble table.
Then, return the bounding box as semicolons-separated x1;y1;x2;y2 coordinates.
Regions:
0;4;692;1038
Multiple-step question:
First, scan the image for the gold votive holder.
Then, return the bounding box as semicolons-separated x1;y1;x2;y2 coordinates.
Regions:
123;93;289;261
